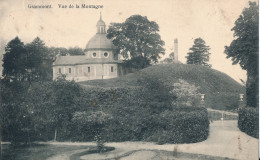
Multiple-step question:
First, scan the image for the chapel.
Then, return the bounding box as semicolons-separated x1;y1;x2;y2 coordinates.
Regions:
53;15;122;82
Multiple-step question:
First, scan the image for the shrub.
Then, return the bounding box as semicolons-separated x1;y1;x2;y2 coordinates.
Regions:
238;107;259;138
154;107;209;144
170;79;201;108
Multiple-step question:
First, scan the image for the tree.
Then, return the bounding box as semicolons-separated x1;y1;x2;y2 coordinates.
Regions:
186;38;211;67
161;52;174;64
2;37;27;81
25;37;51;81
48;47;69;57
107;15;165;69
170;79;201;108
73;111;113;152
0;80;33;145
224;1;258;107
68;47;85;56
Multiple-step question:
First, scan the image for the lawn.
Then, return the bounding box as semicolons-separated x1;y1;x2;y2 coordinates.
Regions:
1;143;92;160
79;64;245;110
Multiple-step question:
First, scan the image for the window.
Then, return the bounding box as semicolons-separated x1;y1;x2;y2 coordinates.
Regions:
111;66;114;72
104;52;108;57
59;68;61;73
69;68;71;73
88;67;90;73
93;52;96;57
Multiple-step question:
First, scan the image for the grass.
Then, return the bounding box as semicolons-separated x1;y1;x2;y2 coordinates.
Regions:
1;143;92;160
79;64;245;110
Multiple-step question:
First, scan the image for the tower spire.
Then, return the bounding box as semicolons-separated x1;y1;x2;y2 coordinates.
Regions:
96;12;106;34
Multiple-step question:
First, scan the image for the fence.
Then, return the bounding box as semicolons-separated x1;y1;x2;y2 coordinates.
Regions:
207;108;238;121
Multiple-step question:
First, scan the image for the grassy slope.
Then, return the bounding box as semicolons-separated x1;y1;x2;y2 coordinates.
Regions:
79;64;245;110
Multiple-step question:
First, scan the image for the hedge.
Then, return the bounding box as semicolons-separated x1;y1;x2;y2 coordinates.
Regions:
1;80;209;145
238;107;259;138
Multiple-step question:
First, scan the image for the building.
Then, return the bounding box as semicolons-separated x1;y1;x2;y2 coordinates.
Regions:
53;15;122;82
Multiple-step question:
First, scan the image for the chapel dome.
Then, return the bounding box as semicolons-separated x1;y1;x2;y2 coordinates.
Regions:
85;15;115;51
85;34;115;50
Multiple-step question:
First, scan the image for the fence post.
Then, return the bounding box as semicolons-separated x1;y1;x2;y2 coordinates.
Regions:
239;94;245;108
200;94;205;107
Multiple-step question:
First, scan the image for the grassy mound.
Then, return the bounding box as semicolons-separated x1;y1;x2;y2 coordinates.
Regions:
80;64;245;110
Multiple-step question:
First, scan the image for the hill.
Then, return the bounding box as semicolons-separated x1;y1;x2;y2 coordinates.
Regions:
79;64;245;110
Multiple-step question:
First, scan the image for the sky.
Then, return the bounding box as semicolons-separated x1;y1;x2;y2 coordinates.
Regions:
0;0;256;83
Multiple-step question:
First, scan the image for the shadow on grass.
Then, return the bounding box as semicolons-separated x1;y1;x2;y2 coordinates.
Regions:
70;146;115;160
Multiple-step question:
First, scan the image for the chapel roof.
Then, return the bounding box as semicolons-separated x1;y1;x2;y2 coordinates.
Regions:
53;55;122;66
85;15;115;51
85;34;115;50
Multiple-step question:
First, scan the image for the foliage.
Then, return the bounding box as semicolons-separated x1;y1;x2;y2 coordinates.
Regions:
238;107;258;138
170;79;201;108
48;47;69;57
68;47;85;56
186;38;211;67
156;107;209;144
1;75;209;145
161;52;174;64
0;81;33;144
123;56;151;69
73;111;113;152
224;2;259;107
0;79;82;144
2;37;27;81
2;37;52;82
25;37;52;81
107;15;165;68
48;47;85;58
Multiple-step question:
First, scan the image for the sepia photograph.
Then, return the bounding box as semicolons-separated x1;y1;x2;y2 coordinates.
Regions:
0;0;258;159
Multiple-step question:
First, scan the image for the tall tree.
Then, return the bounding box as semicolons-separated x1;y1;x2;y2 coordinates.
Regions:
224;2;259;107
107;15;165;69
186;38;211;67
26;37;51;81
2;37;27;81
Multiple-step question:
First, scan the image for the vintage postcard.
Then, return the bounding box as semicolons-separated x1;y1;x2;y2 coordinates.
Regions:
0;0;258;159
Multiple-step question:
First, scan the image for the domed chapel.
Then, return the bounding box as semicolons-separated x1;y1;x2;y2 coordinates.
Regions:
53;15;122;82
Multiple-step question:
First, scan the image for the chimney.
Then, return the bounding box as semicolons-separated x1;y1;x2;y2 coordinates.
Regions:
174;38;178;63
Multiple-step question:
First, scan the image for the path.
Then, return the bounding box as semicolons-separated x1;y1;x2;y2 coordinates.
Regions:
44;120;258;160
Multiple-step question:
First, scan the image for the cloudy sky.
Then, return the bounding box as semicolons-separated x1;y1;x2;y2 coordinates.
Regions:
0;0;255;83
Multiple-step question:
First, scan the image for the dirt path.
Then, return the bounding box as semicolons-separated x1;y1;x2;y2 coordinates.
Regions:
80;121;258;160
43;120;258;160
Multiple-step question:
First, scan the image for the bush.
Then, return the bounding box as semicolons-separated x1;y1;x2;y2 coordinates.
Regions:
154;107;209;144
238;107;259;138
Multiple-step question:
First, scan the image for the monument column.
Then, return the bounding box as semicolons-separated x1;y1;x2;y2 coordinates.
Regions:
174;38;178;63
